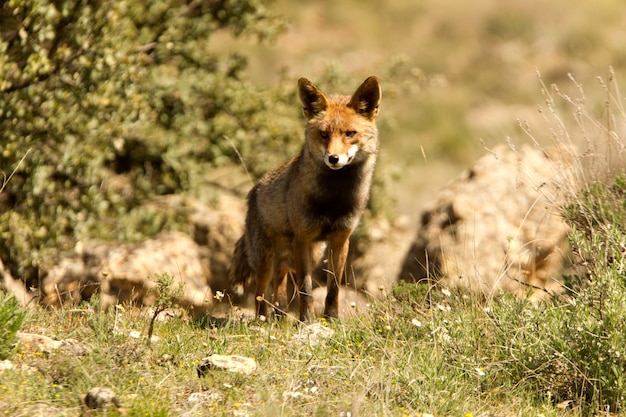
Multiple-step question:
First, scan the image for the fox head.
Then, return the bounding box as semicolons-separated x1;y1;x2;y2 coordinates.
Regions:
298;76;381;170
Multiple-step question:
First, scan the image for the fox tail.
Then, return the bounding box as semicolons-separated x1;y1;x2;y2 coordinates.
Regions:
229;236;253;295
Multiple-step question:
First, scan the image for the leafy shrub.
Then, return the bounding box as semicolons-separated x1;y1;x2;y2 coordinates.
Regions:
556;175;626;410
0;0;300;285
0;292;27;360
565;175;626;270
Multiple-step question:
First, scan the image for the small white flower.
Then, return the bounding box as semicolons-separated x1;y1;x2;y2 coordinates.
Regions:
411;319;422;327
214;290;224;301
475;367;485;376
441;288;452;297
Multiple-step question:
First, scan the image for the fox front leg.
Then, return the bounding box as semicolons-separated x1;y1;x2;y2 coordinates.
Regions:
293;238;315;322
323;231;351;319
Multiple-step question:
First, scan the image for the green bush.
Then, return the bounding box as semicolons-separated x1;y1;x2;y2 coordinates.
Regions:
0;0;301;284
565;175;626;269
556;175;626;410
0;292;27;360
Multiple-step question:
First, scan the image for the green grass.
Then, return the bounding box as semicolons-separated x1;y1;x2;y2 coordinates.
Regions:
0;261;623;417
0;294;526;416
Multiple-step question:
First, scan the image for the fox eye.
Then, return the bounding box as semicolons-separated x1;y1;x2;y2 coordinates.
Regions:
319;130;330;140
345;131;357;138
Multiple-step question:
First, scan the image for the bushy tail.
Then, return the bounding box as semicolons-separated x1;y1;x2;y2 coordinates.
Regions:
229;236;253;295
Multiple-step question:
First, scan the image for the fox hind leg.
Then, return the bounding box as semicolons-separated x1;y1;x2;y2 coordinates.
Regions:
254;261;274;319
273;269;289;317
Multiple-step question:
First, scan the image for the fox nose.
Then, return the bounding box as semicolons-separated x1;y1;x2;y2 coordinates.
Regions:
328;155;340;165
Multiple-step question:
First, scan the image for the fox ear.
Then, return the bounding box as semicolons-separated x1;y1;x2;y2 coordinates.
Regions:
348;76;381;120
298;78;329;119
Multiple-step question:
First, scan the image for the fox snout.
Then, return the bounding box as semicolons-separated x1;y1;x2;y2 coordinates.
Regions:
324;144;358;170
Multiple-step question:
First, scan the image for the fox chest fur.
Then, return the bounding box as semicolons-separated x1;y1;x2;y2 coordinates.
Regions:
289;153;374;241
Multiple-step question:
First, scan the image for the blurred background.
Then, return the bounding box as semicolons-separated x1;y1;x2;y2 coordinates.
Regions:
213;0;626;223
1;0;626;285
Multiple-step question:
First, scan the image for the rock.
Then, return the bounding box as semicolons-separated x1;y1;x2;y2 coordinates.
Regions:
0;257;35;307
84;387;121;410
185;195;245;296
399;144;577;300
20;404;65;417
17;332;62;354
187;391;224;404
197;354;258;376
0;359;36;375
37;193;249;316
291;323;335;346
17;332;91;356
99;231;212;315
334;216;413;297
40;232;213;316
149;194;247;298
0;360;13;371
55;338;92;356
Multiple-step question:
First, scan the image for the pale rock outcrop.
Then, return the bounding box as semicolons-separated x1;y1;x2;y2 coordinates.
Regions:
0;257;34;307
399;144;577;300
40;231;213;315
37;194;246;316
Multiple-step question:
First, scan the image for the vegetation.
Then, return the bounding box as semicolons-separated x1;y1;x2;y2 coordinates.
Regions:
0;0;299;285
0;292;27;360
0;181;624;415
2;0;626;416
147;273;184;343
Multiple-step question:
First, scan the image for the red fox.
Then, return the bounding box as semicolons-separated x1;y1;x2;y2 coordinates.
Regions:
229;76;381;322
